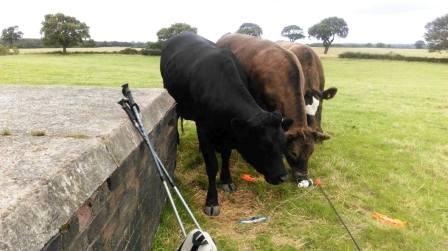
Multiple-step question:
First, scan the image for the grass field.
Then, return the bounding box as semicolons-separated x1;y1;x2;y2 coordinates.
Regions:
0;54;161;87
152;58;448;250
1;52;447;250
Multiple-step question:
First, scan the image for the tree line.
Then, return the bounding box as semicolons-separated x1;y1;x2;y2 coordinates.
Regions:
11;38;146;49
150;18;349;54
2;13;448;55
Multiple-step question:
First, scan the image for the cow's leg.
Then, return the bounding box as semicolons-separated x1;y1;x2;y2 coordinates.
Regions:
219;148;236;192
196;125;220;216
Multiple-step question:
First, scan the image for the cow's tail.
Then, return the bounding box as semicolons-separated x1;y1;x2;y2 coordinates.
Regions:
286;48;306;96
175;115;185;145
180;117;184;134
284;48;308;127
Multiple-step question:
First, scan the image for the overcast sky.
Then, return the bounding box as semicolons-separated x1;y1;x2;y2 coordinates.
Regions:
1;0;447;44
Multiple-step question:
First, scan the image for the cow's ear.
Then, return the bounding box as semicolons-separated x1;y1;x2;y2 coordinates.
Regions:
322;87;338;100
313;131;331;143
281;118;293;130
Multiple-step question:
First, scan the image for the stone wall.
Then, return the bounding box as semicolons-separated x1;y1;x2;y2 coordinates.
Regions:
42;108;177;251
0;86;177;251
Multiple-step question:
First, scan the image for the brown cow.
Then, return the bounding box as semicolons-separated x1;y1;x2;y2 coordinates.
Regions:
277;42;337;134
217;33;327;181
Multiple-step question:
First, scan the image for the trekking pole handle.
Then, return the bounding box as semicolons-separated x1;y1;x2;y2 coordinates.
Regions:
118;99;136;122
121;83;136;107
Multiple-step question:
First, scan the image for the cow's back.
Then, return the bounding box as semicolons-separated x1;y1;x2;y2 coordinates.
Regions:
160;33;216;119
288;44;325;92
217;33;307;127
161;33;215;95
279;42;326;132
161;33;258;123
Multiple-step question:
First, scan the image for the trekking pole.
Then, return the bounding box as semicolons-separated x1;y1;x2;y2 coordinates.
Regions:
119;84;202;233
118;95;186;237
314;179;362;251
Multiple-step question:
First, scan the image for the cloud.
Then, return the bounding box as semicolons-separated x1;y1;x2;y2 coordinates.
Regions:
1;0;447;44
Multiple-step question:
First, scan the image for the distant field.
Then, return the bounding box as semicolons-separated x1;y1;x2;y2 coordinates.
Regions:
1;54;447;250
19;47;135;54
17;46;448;59
312;47;448;58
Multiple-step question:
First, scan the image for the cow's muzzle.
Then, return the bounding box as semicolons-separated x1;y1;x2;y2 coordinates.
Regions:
291;159;308;180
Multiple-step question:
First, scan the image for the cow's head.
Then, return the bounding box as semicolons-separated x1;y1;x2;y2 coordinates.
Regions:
282;126;328;180
231;111;288;185
304;87;337;139
304;87;338;110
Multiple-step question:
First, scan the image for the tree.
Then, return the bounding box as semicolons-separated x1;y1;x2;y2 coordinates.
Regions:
415;40;426;49
236;23;263;37
1;26;23;47
156;23;197;42
40;13;90;53
376;42;386;48
147;41;162;50
424;14;448;51
281;25;305;42
308;17;348;54
81;39;96;48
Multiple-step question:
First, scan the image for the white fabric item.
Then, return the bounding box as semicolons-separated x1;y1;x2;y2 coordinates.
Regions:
179;229;217;251
297;179;313;188
305;96;320;116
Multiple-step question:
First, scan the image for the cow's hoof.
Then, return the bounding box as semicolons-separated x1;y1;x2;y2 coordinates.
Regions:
203;205;220;216
220;183;236;193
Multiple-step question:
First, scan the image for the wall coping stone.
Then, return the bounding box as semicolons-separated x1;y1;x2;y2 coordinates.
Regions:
0;85;175;251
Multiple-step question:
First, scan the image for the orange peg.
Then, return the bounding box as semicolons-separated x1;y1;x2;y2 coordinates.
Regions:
241;174;257;182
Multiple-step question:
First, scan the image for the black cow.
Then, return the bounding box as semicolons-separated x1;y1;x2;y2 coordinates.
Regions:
160;33;288;216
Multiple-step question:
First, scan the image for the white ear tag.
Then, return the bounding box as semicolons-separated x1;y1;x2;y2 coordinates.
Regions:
305;96;320;116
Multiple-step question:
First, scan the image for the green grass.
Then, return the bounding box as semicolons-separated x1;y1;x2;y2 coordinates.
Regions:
0;54;161;87
18;47;133;54
1;53;447;250
153;58;448;250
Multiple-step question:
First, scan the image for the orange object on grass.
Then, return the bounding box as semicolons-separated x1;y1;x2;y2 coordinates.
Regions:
241;174;257;182
314;178;321;186
372;212;406;228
